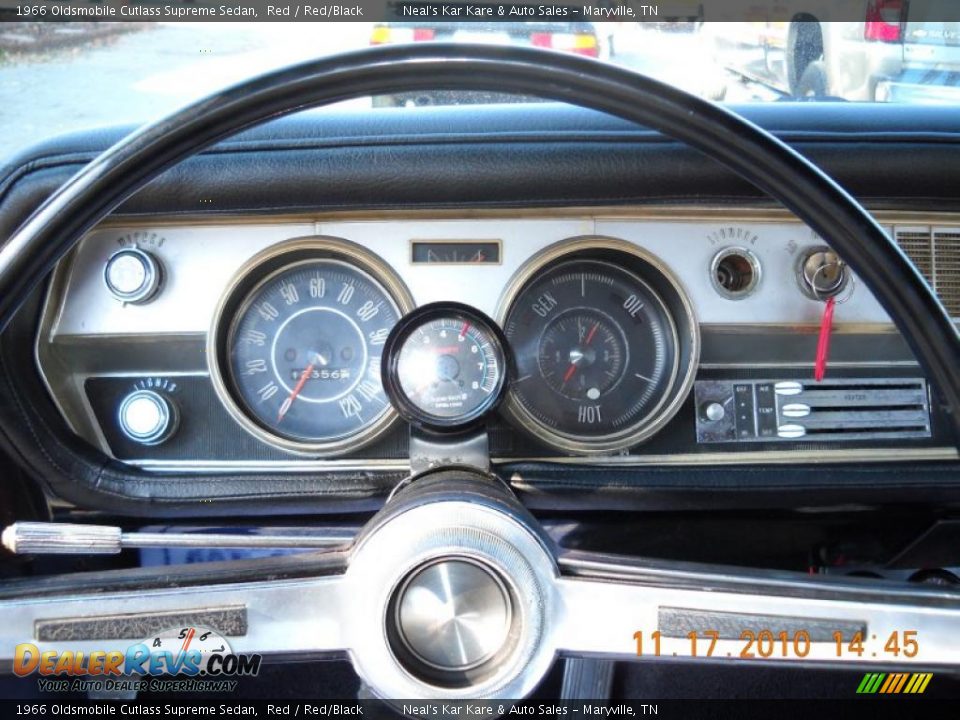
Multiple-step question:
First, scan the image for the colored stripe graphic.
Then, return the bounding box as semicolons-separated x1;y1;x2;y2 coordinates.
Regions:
856;673;886;693
857;672;932;694
878;674;897;693
892;673;910;693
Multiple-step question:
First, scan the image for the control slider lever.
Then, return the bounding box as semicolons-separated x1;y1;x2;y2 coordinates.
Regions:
1;522;356;555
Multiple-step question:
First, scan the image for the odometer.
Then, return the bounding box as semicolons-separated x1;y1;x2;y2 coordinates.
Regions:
210;241;412;455
500;245;698;454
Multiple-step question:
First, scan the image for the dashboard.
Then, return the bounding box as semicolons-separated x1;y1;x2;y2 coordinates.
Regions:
2;70;960;705
34;210;956;475
1;102;958;516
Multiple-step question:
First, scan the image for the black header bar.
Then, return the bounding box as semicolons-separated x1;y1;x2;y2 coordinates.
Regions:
5;0;960;23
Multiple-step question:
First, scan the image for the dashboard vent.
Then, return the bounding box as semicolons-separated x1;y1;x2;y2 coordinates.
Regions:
894;226;960;317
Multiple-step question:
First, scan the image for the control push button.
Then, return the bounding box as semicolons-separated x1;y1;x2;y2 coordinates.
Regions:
104;248;162;304
702;402;726;422
117;390;178;445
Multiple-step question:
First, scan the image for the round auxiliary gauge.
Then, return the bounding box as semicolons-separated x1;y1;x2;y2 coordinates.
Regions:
497;238;700;455
383;303;509;431
208;238;414;456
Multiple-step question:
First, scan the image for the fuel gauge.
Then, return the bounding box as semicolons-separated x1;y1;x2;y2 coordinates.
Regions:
383;303;509;431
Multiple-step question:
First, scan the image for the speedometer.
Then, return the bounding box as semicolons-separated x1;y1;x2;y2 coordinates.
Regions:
209;239;414;456
499;240;699;454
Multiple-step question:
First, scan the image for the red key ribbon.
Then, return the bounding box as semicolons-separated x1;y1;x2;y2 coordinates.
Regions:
814;296;836;382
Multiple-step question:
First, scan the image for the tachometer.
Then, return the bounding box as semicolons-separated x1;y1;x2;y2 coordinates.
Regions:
209;240;413;455
383;303;508;431
499;241;699;454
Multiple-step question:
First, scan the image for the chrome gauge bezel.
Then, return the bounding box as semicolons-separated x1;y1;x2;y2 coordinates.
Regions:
382;302;511;433
208;237;415;457
495;236;701;455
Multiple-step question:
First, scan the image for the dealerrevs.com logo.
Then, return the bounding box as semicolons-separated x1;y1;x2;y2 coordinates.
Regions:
12;625;261;689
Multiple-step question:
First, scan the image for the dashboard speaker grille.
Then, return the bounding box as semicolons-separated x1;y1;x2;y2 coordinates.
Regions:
933;230;960;318
894;226;960;318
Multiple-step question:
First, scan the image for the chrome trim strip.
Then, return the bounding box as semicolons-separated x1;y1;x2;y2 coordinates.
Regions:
505;447;958;469
122;446;958;474
85;206;960;227
698;361;921;369
557;550;959;603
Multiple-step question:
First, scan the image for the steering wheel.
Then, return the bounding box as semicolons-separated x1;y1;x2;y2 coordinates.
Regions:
0;45;958;699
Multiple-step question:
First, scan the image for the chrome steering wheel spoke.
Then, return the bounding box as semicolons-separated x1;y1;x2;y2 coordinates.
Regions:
555;550;960;666
0;554;352;664
2;485;959;700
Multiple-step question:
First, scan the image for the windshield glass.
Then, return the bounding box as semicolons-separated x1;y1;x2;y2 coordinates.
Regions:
4;2;960;160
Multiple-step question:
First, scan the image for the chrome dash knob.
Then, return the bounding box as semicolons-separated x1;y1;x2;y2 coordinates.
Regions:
104;247;162;304
118;389;178;445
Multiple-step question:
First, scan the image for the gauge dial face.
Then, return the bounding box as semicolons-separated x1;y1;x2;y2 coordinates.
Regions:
386;306;508;429
147;626;232;675
503;259;679;449
226;259;401;447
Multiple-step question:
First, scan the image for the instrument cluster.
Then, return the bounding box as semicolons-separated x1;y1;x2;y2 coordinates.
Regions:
36;212;949;472
207;235;697;456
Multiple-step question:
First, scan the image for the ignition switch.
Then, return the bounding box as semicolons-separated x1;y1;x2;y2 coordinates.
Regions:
797;247;851;382
798;247;848;300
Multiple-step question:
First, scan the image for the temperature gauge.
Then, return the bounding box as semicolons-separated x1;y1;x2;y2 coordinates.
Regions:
383;303;509;431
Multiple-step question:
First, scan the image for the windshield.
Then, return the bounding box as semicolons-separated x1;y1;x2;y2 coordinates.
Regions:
5;2;960;160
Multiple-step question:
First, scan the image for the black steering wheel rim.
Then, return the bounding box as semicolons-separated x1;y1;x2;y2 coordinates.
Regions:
1;43;957;444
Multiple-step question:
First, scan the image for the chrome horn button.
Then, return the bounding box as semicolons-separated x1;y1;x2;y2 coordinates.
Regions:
343;482;558;700
395;558;513;672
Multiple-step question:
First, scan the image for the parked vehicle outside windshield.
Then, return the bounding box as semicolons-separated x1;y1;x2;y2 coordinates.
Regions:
2;6;959;161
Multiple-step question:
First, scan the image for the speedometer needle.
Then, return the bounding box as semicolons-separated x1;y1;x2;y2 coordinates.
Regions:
277;353;323;422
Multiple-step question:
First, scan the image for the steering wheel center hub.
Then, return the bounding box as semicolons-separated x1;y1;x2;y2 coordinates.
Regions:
342;473;557;700
395;558;514;673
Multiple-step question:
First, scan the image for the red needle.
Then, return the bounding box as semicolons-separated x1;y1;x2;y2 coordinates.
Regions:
459;321;471;340
562;321;601;386
181;627;196;654
278;360;316;422
584;321;600;345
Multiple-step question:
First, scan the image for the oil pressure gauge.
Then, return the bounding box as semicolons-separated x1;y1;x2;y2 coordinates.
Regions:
383;303;509;431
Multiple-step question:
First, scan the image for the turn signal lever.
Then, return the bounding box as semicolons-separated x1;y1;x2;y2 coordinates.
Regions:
1;522;354;555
